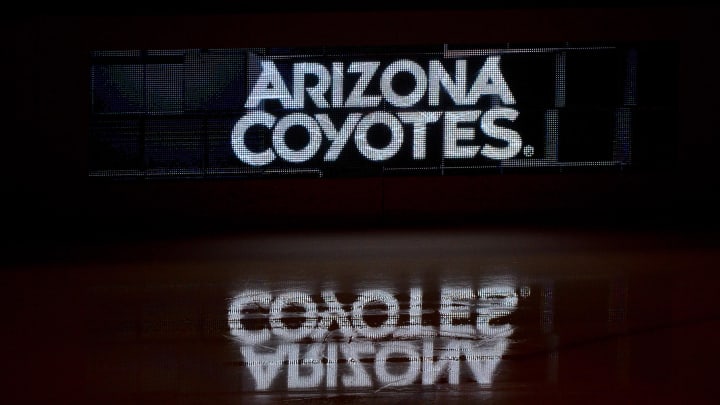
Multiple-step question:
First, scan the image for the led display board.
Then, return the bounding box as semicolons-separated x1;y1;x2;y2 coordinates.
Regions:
89;43;673;178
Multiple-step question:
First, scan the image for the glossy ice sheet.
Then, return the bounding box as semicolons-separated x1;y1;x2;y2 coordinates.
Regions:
4;229;719;403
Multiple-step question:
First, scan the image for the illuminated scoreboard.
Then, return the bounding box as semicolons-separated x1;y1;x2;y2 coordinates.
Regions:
89;43;675;178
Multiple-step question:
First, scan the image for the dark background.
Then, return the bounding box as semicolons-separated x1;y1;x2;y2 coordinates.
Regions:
4;3;720;240
3;3;720;403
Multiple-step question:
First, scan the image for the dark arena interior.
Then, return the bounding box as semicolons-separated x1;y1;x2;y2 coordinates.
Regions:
3;2;720;403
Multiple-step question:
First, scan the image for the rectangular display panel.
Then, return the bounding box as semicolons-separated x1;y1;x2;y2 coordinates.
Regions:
89;43;675;179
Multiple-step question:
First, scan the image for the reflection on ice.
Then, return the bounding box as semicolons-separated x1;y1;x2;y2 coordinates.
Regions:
239;338;508;390
229;285;525;390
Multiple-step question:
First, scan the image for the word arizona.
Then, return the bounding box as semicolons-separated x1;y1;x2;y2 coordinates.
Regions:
239;338;508;390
